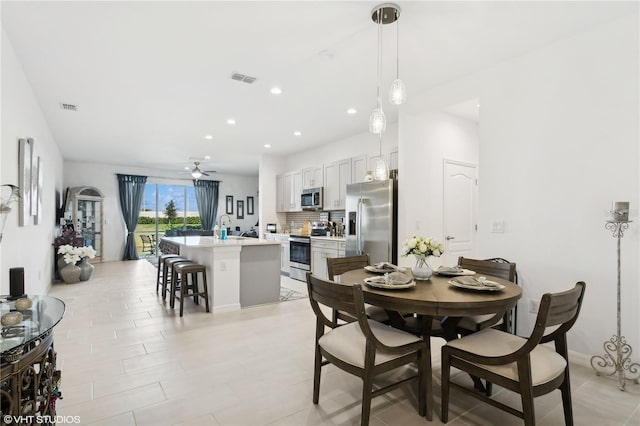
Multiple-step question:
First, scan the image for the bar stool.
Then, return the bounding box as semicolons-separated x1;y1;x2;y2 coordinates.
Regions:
172;263;210;317
163;257;193;301
156;254;181;293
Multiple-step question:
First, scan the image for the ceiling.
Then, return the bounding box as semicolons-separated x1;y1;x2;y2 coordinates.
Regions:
1;1;634;177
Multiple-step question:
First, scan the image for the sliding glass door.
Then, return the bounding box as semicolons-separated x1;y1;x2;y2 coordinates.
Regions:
135;183;200;256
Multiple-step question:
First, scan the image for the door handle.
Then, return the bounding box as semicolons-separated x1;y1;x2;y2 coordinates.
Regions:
446;236;455;240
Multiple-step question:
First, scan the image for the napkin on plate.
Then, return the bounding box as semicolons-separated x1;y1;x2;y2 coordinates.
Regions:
373;262;403;272
368;272;413;285
451;276;500;288
437;265;463;274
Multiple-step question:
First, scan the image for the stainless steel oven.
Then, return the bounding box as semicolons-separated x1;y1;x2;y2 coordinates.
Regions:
289;235;311;281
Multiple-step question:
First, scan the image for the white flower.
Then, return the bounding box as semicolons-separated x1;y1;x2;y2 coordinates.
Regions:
400;235;445;258
57;244;74;255
63;251;81;265
79;246;96;259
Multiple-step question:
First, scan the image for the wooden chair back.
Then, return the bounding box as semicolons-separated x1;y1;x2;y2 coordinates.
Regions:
306;272;359;329
458;257;516;282
327;254;370;281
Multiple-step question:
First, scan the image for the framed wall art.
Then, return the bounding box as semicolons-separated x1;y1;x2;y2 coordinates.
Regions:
18;138;32;226
237;200;244;219
34;157;43;225
247;196;254;215
226;195;234;214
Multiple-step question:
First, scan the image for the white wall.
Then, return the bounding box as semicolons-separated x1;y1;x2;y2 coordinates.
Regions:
63;161;258;262
397;112;480;270
400;14;639;356
1;29;64;295
258;154;286;235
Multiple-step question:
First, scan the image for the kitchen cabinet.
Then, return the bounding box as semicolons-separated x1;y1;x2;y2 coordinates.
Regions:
63;186;104;262
323;158;352;210
311;238;345;279
302;166;323;189
276;171;302;212
351;155;367;183
264;233;290;274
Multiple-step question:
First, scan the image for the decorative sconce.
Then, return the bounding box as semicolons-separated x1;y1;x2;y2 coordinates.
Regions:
0;185;20;243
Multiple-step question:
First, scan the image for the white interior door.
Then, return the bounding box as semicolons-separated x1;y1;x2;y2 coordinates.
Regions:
443;160;477;265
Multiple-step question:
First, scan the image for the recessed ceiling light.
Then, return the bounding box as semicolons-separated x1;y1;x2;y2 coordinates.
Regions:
184;166;191;170
347;108;357;115
204;135;213;140
293;131;302;136
264;144;271;148
204;155;211;160
227;118;236;125
270;87;282;95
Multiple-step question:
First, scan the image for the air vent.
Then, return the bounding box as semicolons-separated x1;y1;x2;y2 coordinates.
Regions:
60;103;78;111
231;72;257;84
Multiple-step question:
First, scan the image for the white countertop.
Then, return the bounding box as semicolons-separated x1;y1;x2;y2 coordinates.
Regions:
161;236;280;248
310;236;345;242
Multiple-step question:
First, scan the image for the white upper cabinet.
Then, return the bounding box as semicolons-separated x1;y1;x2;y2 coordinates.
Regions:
351;155;367;183
324;158;352;210
276;170;302;212
302;166;323;189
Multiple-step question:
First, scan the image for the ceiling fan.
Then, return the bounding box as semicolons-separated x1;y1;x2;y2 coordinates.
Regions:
189;161;215;179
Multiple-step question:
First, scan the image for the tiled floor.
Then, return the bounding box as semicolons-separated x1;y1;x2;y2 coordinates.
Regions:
49;260;640;425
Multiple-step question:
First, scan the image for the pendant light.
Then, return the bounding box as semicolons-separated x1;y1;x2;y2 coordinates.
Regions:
389;6;406;105
373;133;389;181
369;6;386;134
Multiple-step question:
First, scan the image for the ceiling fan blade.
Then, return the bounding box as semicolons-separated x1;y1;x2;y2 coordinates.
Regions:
202;171;210;176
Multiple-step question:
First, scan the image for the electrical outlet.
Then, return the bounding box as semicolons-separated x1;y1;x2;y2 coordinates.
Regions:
528;299;539;314
220;261;227;272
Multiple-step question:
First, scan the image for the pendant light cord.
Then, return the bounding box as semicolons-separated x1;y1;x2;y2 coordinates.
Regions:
396;10;400;78
376;9;382;109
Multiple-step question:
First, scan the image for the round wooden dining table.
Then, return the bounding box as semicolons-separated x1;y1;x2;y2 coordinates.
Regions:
341;268;521;320
341;267;521;345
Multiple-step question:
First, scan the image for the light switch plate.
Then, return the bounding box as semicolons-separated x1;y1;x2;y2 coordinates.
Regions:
490;221;504;233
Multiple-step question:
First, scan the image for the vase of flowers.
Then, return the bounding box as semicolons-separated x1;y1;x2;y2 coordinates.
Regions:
53;229;82;278
57;244;96;283
401;235;444;281
58;244;82;283
78;246;97;281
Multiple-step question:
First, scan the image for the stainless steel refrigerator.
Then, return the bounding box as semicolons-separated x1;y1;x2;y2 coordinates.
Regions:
345;179;397;264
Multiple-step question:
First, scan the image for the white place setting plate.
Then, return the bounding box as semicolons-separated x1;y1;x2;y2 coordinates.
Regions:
363;272;415;290
364;264;406;274
447;278;505;292
434;268;476;276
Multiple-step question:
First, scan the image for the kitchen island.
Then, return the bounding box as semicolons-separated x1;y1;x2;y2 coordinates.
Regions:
160;236;281;310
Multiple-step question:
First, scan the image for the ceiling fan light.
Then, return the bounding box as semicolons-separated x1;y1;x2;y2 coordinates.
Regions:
389;78;406;105
369;108;386;134
191;169;202;179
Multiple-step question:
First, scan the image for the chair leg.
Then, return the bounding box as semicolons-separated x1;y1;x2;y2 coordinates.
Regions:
441;349;451;423
361;369;374;426
156;259;162;292
423;338;433;420
312;344;322;404
179;271;186;317
556;366;573;426
518;360;535;426
202;271;210;313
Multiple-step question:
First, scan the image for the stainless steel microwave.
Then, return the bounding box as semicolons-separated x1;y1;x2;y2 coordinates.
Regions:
301;187;323;210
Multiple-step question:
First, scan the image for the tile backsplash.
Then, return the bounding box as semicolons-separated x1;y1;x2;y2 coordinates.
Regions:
284;210;345;231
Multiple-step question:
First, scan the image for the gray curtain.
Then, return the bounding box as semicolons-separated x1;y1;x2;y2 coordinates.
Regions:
117;174;147;260
193;179;219;230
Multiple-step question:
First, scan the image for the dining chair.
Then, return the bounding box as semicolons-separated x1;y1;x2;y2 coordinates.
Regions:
326;254;389;324
456;257;518;335
140;234;155;255
441;281;586;426
305;272;431;425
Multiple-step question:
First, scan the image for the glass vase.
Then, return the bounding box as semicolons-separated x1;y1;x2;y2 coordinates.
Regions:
79;257;95;281
412;255;433;281
59;262;81;284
